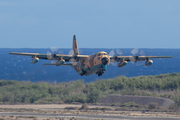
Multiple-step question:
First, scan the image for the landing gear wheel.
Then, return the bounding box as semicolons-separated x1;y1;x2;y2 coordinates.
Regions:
98;73;102;76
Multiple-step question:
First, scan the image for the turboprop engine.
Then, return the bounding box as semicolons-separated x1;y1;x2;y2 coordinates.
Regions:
145;60;153;66
118;61;127;68
56;60;65;66
31;57;39;64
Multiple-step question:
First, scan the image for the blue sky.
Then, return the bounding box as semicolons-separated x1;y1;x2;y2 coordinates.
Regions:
0;0;180;48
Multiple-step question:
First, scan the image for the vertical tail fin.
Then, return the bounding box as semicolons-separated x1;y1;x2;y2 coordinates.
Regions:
72;35;79;55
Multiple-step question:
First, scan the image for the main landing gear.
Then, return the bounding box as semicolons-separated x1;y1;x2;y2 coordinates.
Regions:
97;69;105;76
80;69;87;76
98;72;102;76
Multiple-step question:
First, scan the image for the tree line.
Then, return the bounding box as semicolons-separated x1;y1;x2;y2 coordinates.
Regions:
0;73;180;106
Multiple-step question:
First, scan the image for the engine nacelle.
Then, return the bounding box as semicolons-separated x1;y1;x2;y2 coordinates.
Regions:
145;60;153;66
118;61;127;68
31;57;39;64
56;60;65;66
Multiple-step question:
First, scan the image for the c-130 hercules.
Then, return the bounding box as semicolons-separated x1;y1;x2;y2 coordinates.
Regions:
9;35;173;76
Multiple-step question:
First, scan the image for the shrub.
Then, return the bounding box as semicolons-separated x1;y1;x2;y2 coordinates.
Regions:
111;102;122;106
80;103;88;109
86;89;100;103
168;104;179;110
172;92;180;107
148;103;159;109
120;102;138;107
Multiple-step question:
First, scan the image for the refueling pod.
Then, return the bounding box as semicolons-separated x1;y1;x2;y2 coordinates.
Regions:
31;57;39;64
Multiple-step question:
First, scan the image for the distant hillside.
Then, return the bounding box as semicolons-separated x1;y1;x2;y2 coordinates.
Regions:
97;95;174;107
0;73;180;107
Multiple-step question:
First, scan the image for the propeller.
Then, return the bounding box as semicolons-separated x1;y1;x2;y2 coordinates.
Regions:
68;49;77;64
68;48;83;55
47;47;63;63
50;46;58;53
68;49;83;65
109;49;123;66
108;49;133;76
130;48;146;66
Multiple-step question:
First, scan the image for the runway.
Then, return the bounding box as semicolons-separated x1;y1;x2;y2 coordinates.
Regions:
0;112;179;120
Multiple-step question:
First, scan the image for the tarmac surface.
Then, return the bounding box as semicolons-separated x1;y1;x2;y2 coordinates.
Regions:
0;112;180;120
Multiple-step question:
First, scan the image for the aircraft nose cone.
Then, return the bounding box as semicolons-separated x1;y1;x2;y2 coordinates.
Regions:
101;57;109;65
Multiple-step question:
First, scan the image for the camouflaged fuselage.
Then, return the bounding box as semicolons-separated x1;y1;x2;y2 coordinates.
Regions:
72;51;110;75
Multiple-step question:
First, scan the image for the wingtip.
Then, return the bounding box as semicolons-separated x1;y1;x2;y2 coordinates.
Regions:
9;52;18;55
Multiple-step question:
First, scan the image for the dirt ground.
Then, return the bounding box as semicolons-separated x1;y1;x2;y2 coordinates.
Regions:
0;104;114;110
0;116;81;120
0;104;81;109
0;104;180;120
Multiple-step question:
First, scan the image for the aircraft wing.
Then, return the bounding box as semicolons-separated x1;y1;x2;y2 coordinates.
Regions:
110;56;173;62
43;63;72;66
9;52;89;61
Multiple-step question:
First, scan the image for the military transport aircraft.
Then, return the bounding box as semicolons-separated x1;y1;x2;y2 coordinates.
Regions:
9;35;173;76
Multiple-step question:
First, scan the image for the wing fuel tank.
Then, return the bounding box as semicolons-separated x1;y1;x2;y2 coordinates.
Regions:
145;60;153;66
118;61;127;68
56;60;65;66
31;57;39;64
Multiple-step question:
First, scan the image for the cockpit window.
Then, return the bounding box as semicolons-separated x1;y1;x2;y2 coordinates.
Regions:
98;53;107;56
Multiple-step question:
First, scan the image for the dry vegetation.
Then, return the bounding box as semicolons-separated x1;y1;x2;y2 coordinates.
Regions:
0;115;91;120
0;73;180;105
0;103;180;119
0;73;180;119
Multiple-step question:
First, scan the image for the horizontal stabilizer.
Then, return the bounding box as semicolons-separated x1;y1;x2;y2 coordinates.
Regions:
43;63;72;66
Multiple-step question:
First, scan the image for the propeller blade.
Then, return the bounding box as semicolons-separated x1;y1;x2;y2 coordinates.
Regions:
68;48;83;55
129;56;136;63
136;61;144;66
140;50;145;56
69;58;76;62
47;51;52;60
130;49;146;66
50;46;59;53
69;58;78;65
109;49;123;66
130;48;139;64
68;48;83;65
109;50;115;57
68;49;73;55
47;47;62;64
78;48;83;55
131;48;139;55
136;50;146;66
58;50;64;55
116;49;123;56
68;49;76;64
